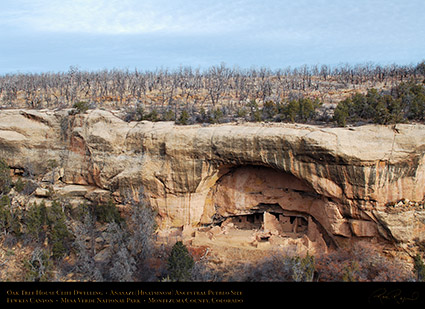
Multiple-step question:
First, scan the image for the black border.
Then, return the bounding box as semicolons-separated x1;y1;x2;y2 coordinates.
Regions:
0;281;424;306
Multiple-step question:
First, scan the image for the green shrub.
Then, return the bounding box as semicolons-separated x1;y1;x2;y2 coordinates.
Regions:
413;254;425;282
0;195;12;233
0;159;11;195
333;100;350;126
50;219;71;259
251;109;262;122
49;201;72;259
236;107;248;118
145;109;159;122
96;200;124;224
14;177;25;193
177;109;190;125
283;100;300;123
162;109;176;121
299;98;321;122
77;200;123;225
24;201;48;241
0;195;22;237
261;101;278;121
73;101;90;113
208;108;224;124
167;241;194;281
333;82;425;126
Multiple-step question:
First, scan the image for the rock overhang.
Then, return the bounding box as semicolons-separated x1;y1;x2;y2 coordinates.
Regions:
1;109;424;252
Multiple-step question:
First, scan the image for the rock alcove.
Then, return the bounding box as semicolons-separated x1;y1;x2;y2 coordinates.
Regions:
198;165;334;251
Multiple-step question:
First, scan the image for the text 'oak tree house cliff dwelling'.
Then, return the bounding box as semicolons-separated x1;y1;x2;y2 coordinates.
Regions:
0;109;425;257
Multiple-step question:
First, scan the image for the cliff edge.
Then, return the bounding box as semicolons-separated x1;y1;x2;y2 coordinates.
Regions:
1;109;424;255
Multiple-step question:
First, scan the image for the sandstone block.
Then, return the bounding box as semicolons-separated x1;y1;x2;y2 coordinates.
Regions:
34;188;50;197
350;220;378;237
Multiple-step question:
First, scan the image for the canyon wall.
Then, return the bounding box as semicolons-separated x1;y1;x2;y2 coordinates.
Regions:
0;109;424;252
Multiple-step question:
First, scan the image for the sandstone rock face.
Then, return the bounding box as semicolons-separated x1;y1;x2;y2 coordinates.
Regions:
1;109;424;252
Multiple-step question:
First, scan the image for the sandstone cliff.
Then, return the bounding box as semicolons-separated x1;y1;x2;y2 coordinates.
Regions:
0;109;424;254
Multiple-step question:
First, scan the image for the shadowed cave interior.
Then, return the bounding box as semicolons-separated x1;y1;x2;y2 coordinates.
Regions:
203;165;336;248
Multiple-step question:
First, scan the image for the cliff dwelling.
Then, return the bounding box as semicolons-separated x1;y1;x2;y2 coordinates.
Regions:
194;165;332;253
220;205;309;236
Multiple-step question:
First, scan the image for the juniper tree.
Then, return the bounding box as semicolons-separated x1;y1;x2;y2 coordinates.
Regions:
47;200;72;259
167;241;194;281
24;201;48;242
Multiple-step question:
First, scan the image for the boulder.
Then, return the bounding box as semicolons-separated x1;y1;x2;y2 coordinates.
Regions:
34;187;50;197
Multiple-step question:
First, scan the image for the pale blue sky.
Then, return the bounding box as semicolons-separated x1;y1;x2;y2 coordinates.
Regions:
0;0;424;73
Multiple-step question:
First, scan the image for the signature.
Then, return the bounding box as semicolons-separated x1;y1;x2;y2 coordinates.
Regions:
369;288;420;305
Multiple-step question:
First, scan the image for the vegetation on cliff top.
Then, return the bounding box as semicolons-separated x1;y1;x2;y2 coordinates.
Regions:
1;62;424;127
333;81;425;126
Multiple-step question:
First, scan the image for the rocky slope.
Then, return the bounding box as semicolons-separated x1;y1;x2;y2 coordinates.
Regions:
0;109;424;255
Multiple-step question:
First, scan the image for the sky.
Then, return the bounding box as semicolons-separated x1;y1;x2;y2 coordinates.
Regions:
0;0;424;74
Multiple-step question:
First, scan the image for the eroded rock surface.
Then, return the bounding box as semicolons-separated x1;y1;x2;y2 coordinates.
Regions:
1;109;424;254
